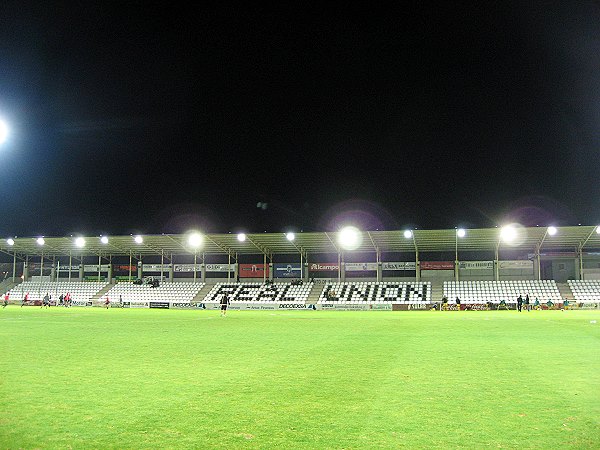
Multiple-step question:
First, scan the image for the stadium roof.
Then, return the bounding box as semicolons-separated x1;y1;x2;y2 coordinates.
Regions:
1;226;600;259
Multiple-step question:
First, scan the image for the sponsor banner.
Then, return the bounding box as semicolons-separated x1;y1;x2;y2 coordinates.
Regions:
174;264;198;272
498;260;533;270
318;303;393;310
114;265;137;273
143;264;172;273
57;265;81;272
345;262;378;272
277;303;311;309
170;302;203;309
239;264;269;278
458;261;494;270
421;261;454;270
149;301;170;309
381;262;416;271
393;303;434;311
309;263;340;272
123;302;149;308
460;303;493;311
115;276;135;282
576;302;599;309
274;263;302;278
71;300;93;307
205;264;234;273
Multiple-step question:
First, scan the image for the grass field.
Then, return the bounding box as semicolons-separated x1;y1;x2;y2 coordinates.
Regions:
1;307;599;449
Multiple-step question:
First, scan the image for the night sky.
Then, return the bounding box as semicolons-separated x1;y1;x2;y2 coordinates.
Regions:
0;2;598;237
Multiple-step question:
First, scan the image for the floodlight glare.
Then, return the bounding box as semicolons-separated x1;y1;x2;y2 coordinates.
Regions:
100;236;109;244
134;235;143;244
237;233;246;242
500;225;517;242
404;230;413;239
75;237;85;247
286;232;295;241
457;228;466;238
188;232;203;248
596;226;600;234
0;120;8;145
547;226;557;236
37;237;45;246
338;226;361;251
6;238;14;246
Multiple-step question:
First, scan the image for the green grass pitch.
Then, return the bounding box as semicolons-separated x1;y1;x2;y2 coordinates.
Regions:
1;307;599;448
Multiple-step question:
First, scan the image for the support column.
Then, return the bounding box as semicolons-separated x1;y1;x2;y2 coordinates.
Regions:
128;252;132;282
137;259;143;280
376;249;382;282
169;254;174;281
578;250;584;280
12;252;17;282
78;262;84;281
201;253;206;282
340;253;346;282
68;253;72;281
108;263;113;283
415;250;420;282
494;248;500;281
263;254;267;283
51;257;56;281
23;257;29;281
193;253;197;283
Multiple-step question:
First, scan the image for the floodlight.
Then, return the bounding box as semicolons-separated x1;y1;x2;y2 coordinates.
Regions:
6;238;14;246
75;237;85;247
547;226;557;236
237;233;246;242
188;232;203;248
404;230;413;239
286;232;295;241
0;120;8;144
37;237;45;246
596;226;600;234
100;236;109;244
500;225;517;242
457;228;466;238
134;235;143;244
338;226;361;251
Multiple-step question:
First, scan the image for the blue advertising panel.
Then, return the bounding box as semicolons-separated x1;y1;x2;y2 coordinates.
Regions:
274;263;302;278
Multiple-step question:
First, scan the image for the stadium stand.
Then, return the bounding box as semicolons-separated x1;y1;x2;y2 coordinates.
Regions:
7;281;108;304
567;280;600;303
443;280;561;303
317;282;431;303
204;282;313;303
104;281;205;303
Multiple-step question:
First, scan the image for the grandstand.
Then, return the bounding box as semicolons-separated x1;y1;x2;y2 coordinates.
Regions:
204;282;313;304
443;280;562;304
318;282;431;303
104;281;205;304
567;280;600;303
7;281;108;305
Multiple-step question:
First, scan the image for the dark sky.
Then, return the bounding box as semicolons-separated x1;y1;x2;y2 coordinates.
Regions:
0;2;598;237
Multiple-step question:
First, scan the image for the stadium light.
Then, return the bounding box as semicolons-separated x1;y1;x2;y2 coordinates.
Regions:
286;232;295;241
188;232;203;248
403;230;413;239
100;236;109;244
6;238;14;246
37;237;45;246
338;226;362;251
547;226;558;236
596;226;600;234
457;228;466;238
500;225;517;242
75;237;85;248
0;119;8;145
237;233;246;242
134;235;143;244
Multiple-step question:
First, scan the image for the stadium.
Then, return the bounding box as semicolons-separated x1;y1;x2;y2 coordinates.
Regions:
1;226;599;447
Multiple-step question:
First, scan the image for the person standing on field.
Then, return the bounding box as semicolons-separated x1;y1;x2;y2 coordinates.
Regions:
220;293;230;317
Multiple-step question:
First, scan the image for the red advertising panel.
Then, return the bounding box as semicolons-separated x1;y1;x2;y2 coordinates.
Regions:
239;263;269;278
420;261;455;270
309;263;340;272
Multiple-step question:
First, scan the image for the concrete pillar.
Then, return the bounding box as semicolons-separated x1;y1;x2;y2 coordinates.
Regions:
137;260;143;280
23;260;29;280
234;263;239;281
108;264;113;283
79;264;84;281
269;263;274;282
169;260;174;282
